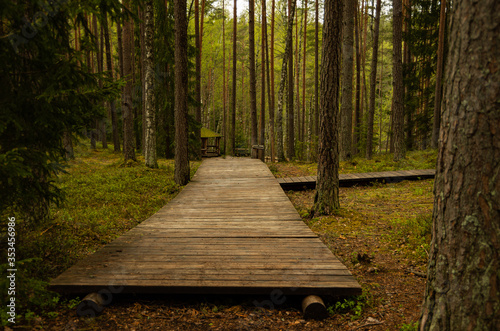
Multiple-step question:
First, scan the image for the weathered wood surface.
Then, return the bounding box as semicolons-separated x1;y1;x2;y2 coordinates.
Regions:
50;158;361;296
277;169;435;190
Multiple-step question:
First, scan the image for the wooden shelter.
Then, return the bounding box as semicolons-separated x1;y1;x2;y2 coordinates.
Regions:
201;127;222;157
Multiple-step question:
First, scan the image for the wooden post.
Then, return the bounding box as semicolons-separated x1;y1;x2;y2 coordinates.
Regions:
302;295;329;320
76;292;106;317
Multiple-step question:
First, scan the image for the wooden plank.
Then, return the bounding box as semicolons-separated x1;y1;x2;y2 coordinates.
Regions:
50;158;361;297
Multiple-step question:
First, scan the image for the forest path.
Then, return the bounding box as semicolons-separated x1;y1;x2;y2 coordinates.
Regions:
50;157;361;297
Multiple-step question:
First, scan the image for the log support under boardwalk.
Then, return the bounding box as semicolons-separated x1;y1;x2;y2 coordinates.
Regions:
302;295;329;320
76;292;106;317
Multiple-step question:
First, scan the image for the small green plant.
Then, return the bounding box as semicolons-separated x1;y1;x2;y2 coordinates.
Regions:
327;295;366;321
400;321;419;330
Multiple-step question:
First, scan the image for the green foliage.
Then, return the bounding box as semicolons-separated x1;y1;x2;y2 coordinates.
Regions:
400;321;419;331
1;144;200;323
386;214;432;261
327;292;371;321
0;0;125;227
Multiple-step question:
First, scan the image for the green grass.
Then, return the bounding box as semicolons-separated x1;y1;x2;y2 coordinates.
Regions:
1;141;200;325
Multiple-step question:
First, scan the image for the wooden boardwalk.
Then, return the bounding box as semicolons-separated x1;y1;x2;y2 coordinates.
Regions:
277;169;435;191
50;158;361;297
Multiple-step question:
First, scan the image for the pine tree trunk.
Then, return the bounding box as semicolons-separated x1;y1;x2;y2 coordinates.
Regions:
419;0;500;328
103;12;120;152
231;0;237;155
366;0;381;159
259;0;266;161
431;0;446;149
122;1;136;162
312;0;341;216
353;4;361;156
276;0;296;162
174;0;190;184
314;0;319;138
286;0;296;160
340;0;355;161
270;0;276;162
301;1;307;151
392;0;405;161
249;0;258;149
144;0;157;168
222;0;226;155
195;0;202;159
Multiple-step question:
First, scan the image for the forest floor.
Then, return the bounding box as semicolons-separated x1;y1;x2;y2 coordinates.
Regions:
5;148;436;330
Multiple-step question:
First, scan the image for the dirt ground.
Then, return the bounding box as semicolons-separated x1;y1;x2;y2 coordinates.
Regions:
23;166;431;331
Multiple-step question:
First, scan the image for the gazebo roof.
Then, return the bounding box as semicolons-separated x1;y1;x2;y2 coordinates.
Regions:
201;127;223;138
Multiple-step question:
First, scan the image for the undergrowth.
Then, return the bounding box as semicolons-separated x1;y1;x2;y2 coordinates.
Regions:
1;141;200;326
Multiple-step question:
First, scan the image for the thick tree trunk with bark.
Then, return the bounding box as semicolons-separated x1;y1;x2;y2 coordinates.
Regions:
249;0;258;148
340;0;354;161
174;0;190;185
419;0;500;328
144;0;157;168
366;0;381;159
431;0;446;149
194;0;201;159
122;2;136;162
392;0;405;161
312;0;341;216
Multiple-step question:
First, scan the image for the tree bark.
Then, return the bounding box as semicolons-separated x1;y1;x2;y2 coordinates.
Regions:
270;0;276;162
249;0;258;149
340;0;355;161
222;0;226;154
392;0;405;161
144;0;157;168
122;1;136;162
194;0;202;159
365;0;381;159
103;12;120;152
312;0;341;216
260;0;266;161
286;0;296;160
419;0;500;328
174;0;190;184
301;0;307;151
276;0;296;162
431;0;446;149
353;3;361;156
314;0;319;138
231;0;237;155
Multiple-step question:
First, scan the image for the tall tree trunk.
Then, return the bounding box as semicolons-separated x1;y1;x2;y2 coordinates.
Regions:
122;2;136;162
301;0;307;150
144;0;157;168
270;0;276;162
259;0;267;161
353;3;361;156
431;0;446;149
312;0;342;215
195;0;202;159
419;0;500;328
314;0;319;138
392;0;405;161
231;0;237;155
249;0;258;151
140;8;146;155
286;0;296;160
340;0;355;161
366;0;381;159
276;0;296;162
222;0;226;154
174;0;190;184
103;12;120;152
269;0;276;162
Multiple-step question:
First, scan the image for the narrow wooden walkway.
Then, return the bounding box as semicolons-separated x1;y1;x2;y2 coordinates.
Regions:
277;169;435;191
50;158;361;297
